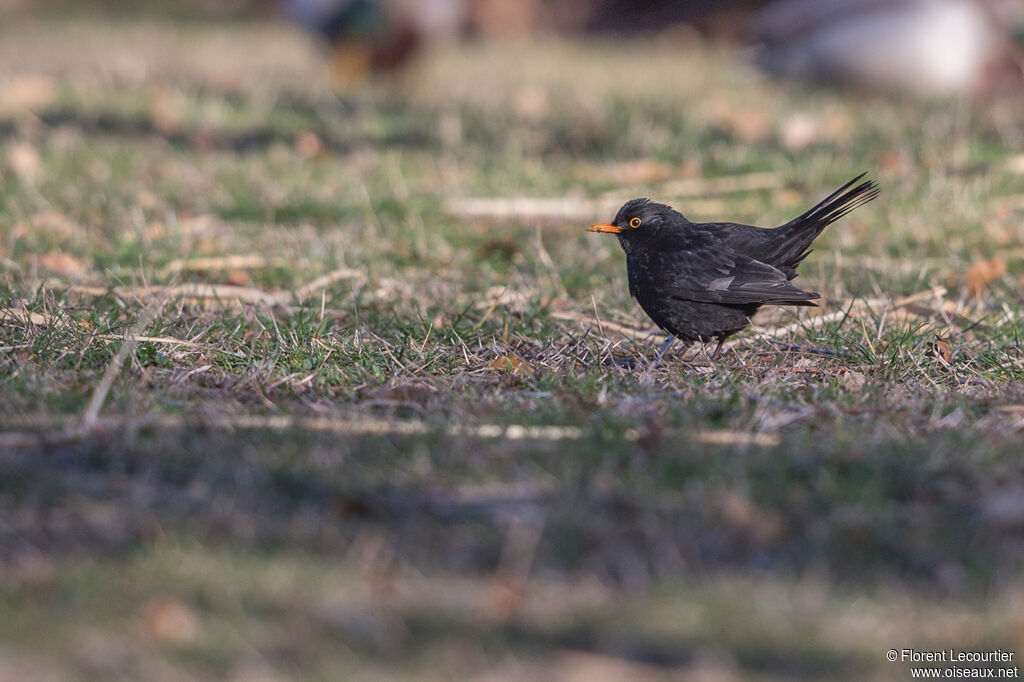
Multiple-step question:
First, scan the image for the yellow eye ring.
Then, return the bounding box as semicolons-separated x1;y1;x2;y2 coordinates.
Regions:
629;217;642;229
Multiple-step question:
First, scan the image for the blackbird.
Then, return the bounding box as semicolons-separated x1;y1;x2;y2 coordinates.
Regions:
587;173;879;359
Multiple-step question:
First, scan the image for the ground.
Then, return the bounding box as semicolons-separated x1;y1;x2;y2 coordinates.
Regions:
2;10;1024;682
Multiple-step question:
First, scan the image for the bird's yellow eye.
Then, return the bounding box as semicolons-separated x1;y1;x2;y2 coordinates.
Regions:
629;217;642;229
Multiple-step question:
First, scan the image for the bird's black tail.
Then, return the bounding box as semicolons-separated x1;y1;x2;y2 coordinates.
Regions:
771;173;879;270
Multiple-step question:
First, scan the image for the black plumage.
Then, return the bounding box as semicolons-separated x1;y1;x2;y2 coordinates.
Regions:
587;174;879;358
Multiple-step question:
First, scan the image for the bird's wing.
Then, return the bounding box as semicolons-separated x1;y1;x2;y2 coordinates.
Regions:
657;247;819;305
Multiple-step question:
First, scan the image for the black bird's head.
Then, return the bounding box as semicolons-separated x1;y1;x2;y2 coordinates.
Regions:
588;198;683;253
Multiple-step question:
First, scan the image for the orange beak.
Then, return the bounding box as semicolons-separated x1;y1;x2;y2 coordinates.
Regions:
587;223;622;234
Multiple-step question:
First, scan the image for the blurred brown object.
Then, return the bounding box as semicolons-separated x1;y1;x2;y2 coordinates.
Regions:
283;0;466;86
749;0;1024;97
965;258;1007;296
466;0;771;38
468;0;545;38
140;596;200;644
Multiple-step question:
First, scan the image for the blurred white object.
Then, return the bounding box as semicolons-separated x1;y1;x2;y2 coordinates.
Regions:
751;0;1013;96
393;0;466;35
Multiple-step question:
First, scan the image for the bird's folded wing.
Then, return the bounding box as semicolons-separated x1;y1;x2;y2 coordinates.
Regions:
660;249;819;305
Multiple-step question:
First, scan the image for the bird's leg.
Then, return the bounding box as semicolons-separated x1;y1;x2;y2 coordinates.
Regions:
709;335;727;361
657;334;676;359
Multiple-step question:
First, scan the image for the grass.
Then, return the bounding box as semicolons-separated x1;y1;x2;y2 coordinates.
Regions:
2;10;1024;681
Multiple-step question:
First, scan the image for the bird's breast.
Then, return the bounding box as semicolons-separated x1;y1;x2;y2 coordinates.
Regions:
626;249;671;307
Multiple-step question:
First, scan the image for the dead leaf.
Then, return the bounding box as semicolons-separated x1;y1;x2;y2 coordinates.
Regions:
965;258;1006;296
486;355;533;376
840;369;867;390
37;252;89;280
226;269;253;286
878;148;911;175
140;596;199;644
294;131;324;158
929;337;954;364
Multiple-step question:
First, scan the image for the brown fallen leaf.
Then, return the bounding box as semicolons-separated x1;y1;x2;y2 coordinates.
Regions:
294;130;324;158
37;251;89;280
486;355;533;376
965;257;1006;296
225;269;253;286
840;369;867;390
878;148;911;175
929;336;954;364
140;596;199;644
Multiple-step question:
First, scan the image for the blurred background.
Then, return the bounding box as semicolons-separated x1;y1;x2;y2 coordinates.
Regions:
3;0;1024;92
4;1;1024;681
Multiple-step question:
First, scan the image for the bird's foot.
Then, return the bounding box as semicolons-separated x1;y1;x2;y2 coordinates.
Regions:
656;335;676;359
